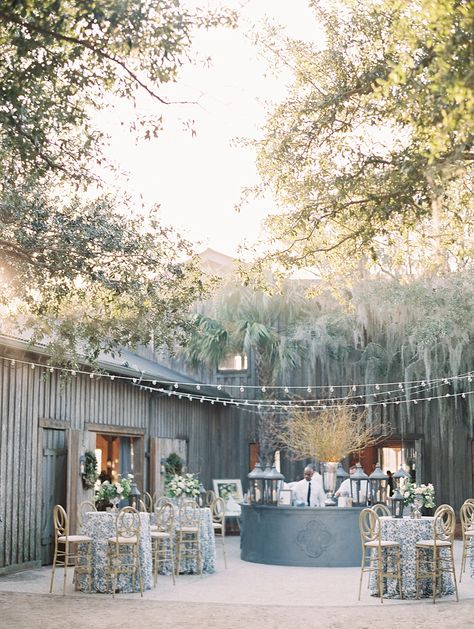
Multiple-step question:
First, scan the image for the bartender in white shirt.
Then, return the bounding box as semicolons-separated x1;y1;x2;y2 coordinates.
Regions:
288;465;326;507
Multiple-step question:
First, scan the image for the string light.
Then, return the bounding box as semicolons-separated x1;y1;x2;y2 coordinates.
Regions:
3;356;473;411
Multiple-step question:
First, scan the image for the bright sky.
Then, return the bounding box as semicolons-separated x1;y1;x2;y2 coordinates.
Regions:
103;0;319;258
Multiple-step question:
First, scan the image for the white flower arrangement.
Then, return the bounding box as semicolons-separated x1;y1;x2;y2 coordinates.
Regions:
95;473;134;502
165;473;200;498
403;480;436;509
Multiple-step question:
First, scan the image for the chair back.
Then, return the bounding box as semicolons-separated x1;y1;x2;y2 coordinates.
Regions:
77;500;96;529
433;503;452;517
138;499;148;512
142;491;154;513
212;496;226;524
204;490;216;508
115;506;140;540
155;500;175;534
433;505;455;543
359;508;381;545
460;500;474;533
154;496;169;511
53;504;69;539
179;499;201;529
371;503;391;517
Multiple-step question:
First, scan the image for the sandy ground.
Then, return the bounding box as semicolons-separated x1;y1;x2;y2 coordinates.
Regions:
1;537;473;628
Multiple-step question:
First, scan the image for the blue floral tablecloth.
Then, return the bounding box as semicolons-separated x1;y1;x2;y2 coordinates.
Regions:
369;516;455;599
78;511;153;593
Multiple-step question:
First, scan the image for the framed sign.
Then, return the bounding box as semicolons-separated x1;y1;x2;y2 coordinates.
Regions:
278;489;293;507
212;479;243;516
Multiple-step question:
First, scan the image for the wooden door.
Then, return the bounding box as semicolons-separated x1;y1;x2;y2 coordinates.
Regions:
40;429;67;565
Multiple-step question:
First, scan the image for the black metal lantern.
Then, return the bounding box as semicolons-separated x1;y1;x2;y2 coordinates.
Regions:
369;462;388;505
247;462;265;505
350;462;369;507
335;463;350;493
129;482;141;510
264;464;285;506
393;465;410;489
391;487;404;518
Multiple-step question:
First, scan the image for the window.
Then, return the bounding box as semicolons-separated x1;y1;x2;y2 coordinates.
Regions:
218;353;248;372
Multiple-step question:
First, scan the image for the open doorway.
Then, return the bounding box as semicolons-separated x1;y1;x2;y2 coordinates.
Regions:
95;434;138;482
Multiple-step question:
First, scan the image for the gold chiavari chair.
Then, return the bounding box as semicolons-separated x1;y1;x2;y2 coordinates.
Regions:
49;504;93;594
151;500;176;586
204;490;216;508
358;508;403;603
77;500;97;530
142;491;154;513
459;500;474;582
211;496;227;568
371;504;391;517
175;499;202;577
415;504;459;603
107;506;143;597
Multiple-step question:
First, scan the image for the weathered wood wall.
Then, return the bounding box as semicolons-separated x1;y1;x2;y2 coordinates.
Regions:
0;352;256;573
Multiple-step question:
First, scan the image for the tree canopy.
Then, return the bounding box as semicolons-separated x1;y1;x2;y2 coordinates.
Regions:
245;0;473;282
0;0;234;363
0;0;233;182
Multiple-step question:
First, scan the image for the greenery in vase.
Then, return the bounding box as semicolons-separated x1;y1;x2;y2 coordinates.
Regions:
403;480;436;509
95;473;134;502
165;473;200;498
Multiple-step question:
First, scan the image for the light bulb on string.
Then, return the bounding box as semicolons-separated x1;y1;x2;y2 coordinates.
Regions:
196;385;201;390
217;384;222;390
31;364;35;370
240;386;244;393
174;383;178;388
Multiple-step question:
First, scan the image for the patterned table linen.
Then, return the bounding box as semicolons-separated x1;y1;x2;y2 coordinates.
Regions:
369;516;455;599
78;511;153;593
151;506;216;575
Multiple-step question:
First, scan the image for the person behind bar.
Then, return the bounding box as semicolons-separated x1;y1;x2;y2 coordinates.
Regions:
335;465;368;503
289;465;326;507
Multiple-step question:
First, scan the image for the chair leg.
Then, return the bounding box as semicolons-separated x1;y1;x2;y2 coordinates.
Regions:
62;542;68;595
49;544;58;593
450;546;459;602
377;549;384;604
397;547;403;599
432;548;438;604
135;544;143;597
459;539;466;582
358;547;366;601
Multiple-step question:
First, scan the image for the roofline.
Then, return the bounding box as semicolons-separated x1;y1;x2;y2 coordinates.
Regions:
0;333;227;397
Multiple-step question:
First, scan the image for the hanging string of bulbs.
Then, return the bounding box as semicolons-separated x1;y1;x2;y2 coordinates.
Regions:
2;355;473;411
